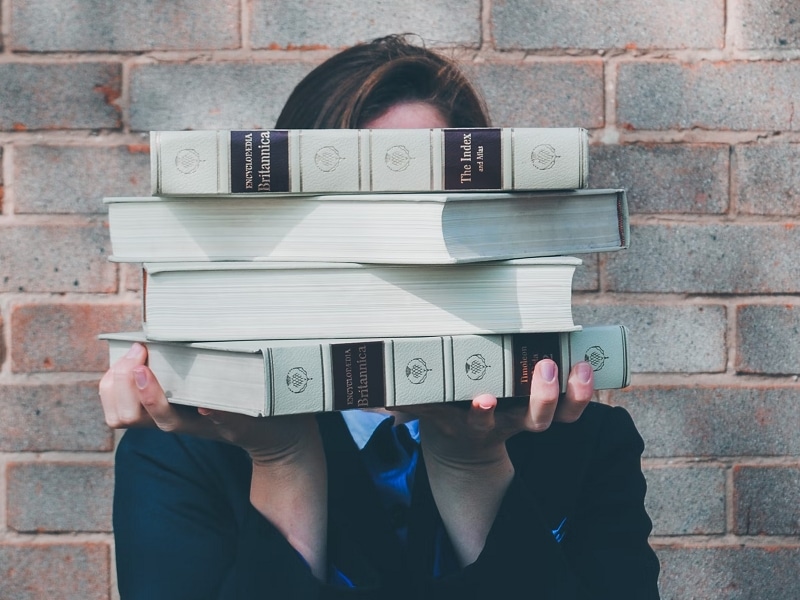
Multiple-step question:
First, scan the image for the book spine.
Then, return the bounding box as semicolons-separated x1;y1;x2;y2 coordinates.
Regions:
151;128;588;195
267;327;629;416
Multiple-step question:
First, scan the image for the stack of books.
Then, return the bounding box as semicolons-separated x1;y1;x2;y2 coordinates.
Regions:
102;126;631;417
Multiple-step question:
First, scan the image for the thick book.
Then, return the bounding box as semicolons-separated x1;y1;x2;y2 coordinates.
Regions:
105;189;628;264
102;326;629;417
141;257;581;342
150;127;588;196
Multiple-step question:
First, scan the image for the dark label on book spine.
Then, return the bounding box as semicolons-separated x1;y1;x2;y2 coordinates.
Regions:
331;341;386;410
230;130;290;193
511;333;561;396
443;128;502;190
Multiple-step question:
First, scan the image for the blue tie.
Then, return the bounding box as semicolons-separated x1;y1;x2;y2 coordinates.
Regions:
360;417;419;543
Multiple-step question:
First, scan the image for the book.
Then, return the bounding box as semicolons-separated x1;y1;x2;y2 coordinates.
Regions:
150;127;588;196
104;188;629;264
102;326;629;417
140;257;581;342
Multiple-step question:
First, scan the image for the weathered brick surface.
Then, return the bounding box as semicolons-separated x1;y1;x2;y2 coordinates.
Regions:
7;462;114;532
572;254;598;291
0;222;117;293
734;0;800;50
14;145;151;214
736;304;800;375
251;0;480;49
465;62;604;128
130;63;314;131
0;63;121;131
609;385;800;458
0;382;113;452
644;465;726;535
573;304;727;373
11;302;141;373
0;316;5;366
734;465;800;535
492;0;724;50
10;0;239;52
589;144;729;214
605;224;800;294
0;543;110;600
733;143;800;216
617;61;800;131
656;546;800;600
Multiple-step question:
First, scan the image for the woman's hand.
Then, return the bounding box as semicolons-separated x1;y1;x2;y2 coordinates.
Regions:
98;342;317;462
410;358;595;566
99;342;329;578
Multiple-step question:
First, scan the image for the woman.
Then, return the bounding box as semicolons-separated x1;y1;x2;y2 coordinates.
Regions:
100;34;660;599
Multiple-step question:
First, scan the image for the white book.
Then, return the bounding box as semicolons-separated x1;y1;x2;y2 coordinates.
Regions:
140;257;581;342
150;127;588;196
102;326;629;417
105;189;628;264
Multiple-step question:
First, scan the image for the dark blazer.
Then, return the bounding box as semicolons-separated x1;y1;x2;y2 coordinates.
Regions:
113;402;660;599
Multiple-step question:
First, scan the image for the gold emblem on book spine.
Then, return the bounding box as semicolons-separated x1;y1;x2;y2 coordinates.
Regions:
314;146;345;172
530;144;560;170
174;149;203;174
584;346;608;371
405;358;432;384
384;145;414;171
286;367;312;393
465;354;490;380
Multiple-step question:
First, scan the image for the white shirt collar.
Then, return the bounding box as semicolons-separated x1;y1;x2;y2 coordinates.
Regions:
340;410;420;450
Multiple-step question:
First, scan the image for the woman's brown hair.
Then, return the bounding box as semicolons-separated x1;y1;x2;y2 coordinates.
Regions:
275;34;490;130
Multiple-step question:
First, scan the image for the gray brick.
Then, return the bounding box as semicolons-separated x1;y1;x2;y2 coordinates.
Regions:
573;254;598;291
610;385;800;458
0;382;113;452
605;223;800;294
733;143;800;216
14;144;150;214
617;61;800;131
0;543;109;600
130;63;314;131
10;0;239;52
734;0;800;50
492;0;724;50
7;462;113;532
251;1;480;49
737;305;800;375
11;302;141;373
466;62;604;128
589;144;729;214
644;466;726;535
0;63;121;131
734;466;800;535
656;546;800;600
0;222;116;293
573;304;727;373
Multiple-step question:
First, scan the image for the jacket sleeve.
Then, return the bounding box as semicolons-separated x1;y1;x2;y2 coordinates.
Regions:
413;405;660;599
113;428;391;600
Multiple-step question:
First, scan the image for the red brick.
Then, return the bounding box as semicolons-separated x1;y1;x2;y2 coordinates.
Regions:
7;462;114;532
0;222;117;293
11;302;140;373
0;382;113;452
734;465;800;535
0;543;110;600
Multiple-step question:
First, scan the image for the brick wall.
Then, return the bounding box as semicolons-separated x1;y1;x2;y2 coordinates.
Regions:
1;1;798;598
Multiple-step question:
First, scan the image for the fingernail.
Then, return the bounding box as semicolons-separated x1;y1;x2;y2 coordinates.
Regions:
478;396;494;410
577;362;593;384
540;360;557;383
125;343;144;359
133;367;147;390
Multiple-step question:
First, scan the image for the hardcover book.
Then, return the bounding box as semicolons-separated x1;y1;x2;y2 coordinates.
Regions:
150;127;588;196
103;326;629;417
105;189;628;264
140;257;581;342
